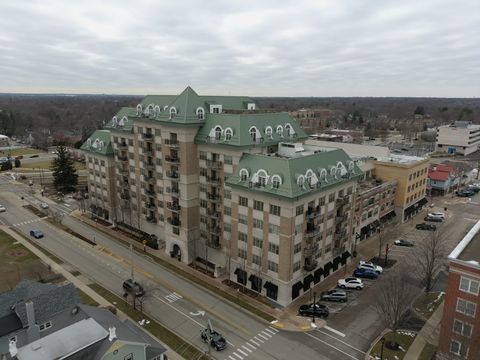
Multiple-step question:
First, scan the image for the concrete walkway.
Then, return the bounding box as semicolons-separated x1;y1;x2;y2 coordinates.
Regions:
1;225;184;360
403;302;444;360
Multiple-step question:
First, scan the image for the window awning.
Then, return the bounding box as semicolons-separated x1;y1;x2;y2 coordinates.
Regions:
235;268;247;285
292;281;303;300
303;274;314;291
249;274;262;292
333;256;342;265
314;267;324;284
264;281;277;291
418;197;428;207
324;261;333;273
341;251;351;265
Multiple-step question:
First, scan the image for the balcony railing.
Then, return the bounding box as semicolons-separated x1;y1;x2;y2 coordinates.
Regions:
145;189;156;196
119;181;129;188
206;176;220;185
144;176;156;184
166;171;179;180
207;209;220;218
165;155;180;164
145;202;156;209
304;260;318;272
208;239;221;249
164;139;179;148
336;196;349;207
118;155;128;162
207;193;221;202
305;226;320;238
207;225;221;234
166;202;181;212
120;193;130;200
118;168;129;175
146;216;157;224
145;163;155;171
142;133;154;140
303;243;319;256
166;187;180;196
167;217;181;227
206;160;222;168
118;142;128;150
144;149;154;157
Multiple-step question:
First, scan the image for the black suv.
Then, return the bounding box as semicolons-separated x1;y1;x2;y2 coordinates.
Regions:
416;223;436;231
201;329;227;351
299;303;329;318
122;279;145;297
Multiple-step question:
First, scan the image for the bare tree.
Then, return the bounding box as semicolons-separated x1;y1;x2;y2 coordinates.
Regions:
377;224;398;259
413;230;447;293
374;265;417;344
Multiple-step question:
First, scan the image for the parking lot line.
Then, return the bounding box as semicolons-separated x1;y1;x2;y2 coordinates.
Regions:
323;325;346;337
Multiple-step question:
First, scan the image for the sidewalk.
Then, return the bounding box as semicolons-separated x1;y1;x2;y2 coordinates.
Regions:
1;225;184;360
403;302;443;360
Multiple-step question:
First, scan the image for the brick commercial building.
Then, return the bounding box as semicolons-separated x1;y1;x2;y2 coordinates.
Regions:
438;220;480;359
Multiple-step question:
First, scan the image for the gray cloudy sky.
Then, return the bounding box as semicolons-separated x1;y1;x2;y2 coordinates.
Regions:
0;0;478;97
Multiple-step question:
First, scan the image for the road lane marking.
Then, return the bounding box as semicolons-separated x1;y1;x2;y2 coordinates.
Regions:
233;353;243;360
304;332;360;360
165;292;183;303
264;328;277;335
323;325;346;338
246;341;257;349
257;333;269;340
316;329;365;354
237;348;248;356
241;345;252;353
253;336;264;343
464;217;478;222
261;330;272;338
152;294;204;328
228;356;236;360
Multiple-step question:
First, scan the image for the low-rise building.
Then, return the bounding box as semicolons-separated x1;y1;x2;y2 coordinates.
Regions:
438;220;480;360
427;164;459;196
436;121;480;156
0;135;9;147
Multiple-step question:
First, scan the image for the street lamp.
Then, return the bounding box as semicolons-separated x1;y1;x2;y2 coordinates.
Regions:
312;292;316;324
380;337;386;360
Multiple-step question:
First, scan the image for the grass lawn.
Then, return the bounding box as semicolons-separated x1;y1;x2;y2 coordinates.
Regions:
0;148;45;156
90;283;209;360
76;289;99;306
370;331;416;360
15;160;86;172
418;343;437;360
414;292;445;319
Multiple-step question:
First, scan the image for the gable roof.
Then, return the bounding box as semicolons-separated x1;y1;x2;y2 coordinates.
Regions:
80;130;114;156
428;170;449;181
195;112;308;147
226;149;362;199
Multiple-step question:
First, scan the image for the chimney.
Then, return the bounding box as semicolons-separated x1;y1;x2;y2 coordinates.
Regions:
9;339;17;357
108;327;117;342
25;301;39;342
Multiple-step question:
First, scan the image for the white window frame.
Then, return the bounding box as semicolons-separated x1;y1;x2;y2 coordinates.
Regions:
196;107;205;120
39;321;52;332
456;298;476;317
450;340;462;356
459;276;480;295
224;128;233;141
169;107;177;119
453;319;473;337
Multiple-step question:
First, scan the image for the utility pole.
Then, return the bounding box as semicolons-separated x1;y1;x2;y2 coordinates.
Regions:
130;244;134;281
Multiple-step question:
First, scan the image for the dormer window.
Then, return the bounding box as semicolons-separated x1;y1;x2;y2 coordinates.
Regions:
250;128;257;141
225;128;233;141
196;107;205;120
276;125;283;137
239;168;249;181
210;105;222;114
271;175;282;189
247;103;256;110
265;126;273;139
169;107;177;119
215;126;222;140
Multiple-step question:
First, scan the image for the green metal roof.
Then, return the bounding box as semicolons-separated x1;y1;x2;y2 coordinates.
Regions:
195;112;308;147
80;130;113;156
226;149;363;199
104;107;139;133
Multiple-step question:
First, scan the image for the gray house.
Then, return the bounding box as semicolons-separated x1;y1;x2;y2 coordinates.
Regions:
0;281;166;360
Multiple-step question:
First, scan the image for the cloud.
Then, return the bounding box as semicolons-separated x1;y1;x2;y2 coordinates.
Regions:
0;0;478;96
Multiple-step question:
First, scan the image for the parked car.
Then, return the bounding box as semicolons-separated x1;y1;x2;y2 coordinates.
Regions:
457;190;475;197
201;328;227;351
468;185;480;193
122;279;145;297
29;154;39;158
320;289;347;302
424;216;443;223
416;223;436;231
0;205;6;212
353;268;379;279
337;277;364;290
29;230;44;239
15;155;23;160
394;239;415;247
358;260;383;274
298;303;329;318
428;212;445;219
40;202;49;209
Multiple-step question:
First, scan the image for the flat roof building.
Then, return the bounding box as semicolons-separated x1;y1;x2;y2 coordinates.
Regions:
436;121;480;156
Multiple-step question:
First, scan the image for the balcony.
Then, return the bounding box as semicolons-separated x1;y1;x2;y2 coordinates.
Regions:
306;206;320;219
303;243;319;256
145;189;156;196
145;163;155;171
304;260;318;272
208;239;221;249
206;160;222;169
164;139;179;148
144;149;154;157
305;226;320;238
118;167;129;175
336;196;349;207
207;209;221;218
120;193;130;200
165;171;179;180
165;155;180;164
118;155;128;162
207;224;221;234
146;216;157;224
207;192;222;203
167;217;181;227
119;181;129;189
166;202;181;213
118;142;128;150
142;133;154;140
144;176;156;184
145;202;156;209
166;187;180;197
206;176;220;185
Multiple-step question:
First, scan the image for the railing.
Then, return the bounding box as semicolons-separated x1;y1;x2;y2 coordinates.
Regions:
166;202;181;212
144;176;156;184
303;243;319;256
206;160;222;168
166;171;179;179
146;216;157;223
166;187;180;196
305;226;320;238
144;149;154;157
142;133;154;140
207;210;220;218
336;196;349;207
145;202;156;209
118;168;129;175
208;240;221;249
207;193;221;202
118;155;128;162
164;139;179;148
145;189;156;196
206;176;220;185
118;142;128;149
167;217;181;227
165;155;180;164
120;193;130;200
145;163;155;171
304;260;318;272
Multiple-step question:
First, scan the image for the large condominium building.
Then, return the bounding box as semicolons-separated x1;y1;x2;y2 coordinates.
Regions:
81;87;362;306
438;220;480;360
436;121;480;156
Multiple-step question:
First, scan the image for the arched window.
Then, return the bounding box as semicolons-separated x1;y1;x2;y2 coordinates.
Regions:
265;126;273;138
271;175;282;189
319;168;327;182
196;107;205;120
276;125;283;137
225;128;233;141
297;175;305;187
256;169;269;187
215;126;222;140
249;127;258;142
239;168;249;181
170;107;177;119
285;124;291;137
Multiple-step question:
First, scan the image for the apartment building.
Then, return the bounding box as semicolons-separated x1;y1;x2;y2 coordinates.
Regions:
436;121;480;156
81;87;364;306
373;155;429;222
438;220;480;360
354;178;397;242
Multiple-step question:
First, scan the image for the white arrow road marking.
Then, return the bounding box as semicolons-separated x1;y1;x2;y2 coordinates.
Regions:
189;310;206;316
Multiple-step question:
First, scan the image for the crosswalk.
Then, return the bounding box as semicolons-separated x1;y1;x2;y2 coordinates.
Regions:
225;326;279;360
12;216;48;227
164;292;183;303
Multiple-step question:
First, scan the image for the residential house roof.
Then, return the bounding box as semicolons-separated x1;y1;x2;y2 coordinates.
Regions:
428;169;449;181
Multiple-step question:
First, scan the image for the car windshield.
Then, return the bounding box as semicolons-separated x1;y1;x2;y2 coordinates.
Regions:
211;333;224;342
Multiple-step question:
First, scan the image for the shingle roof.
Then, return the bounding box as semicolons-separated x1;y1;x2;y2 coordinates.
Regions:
428;170;449;181
226;149;362;199
195;112;308;147
0;280;79;328
80;130;114;156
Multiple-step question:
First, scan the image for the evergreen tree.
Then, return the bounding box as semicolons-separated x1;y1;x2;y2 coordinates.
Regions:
51;145;78;192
